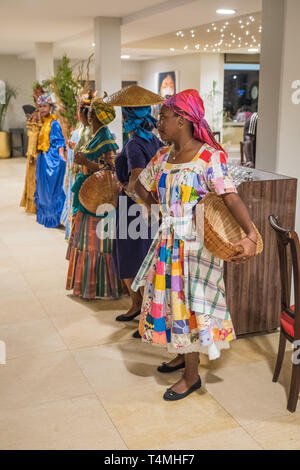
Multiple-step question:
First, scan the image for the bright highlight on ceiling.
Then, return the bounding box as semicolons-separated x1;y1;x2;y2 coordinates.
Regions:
171;12;261;54
216;9;236;15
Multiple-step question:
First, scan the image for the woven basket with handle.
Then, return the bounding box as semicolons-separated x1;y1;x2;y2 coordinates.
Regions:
79;170;120;215
200;192;263;261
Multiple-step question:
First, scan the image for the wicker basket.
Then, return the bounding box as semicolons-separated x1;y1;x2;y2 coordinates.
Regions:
200;192;263;261
79;170;120;215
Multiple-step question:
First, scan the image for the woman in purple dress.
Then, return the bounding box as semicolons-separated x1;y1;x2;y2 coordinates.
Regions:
113;106;162;324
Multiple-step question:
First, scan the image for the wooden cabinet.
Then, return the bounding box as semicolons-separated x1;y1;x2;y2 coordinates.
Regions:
224;169;297;336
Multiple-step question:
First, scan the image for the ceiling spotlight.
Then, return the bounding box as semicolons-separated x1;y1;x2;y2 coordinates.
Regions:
239;20;243;24
195;44;200;49
246;31;249;35
233;75;237;79
170;48;175;52
217;9;236;15
192;34;195;37
121;55;130;59
241;25;244;29
207;29;210;32
184;45;188;50
92;42;95;47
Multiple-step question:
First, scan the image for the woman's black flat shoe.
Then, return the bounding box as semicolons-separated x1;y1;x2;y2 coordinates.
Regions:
115;311;140;322
157;361;185;373
132;330;141;338
163;377;202;401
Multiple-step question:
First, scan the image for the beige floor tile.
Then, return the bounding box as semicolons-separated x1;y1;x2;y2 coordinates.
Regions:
0;293;47;325
72;340;173;398
1;318;67;359
0;351;92;410
0;271;32;297
37;293;139;349
99;385;239;450
0;228;55;246
12;246;67;273
204;354;299;427
155;427;263;450
22;268;68;295
0;394;127;450
244;414;300;450
48;309;138;350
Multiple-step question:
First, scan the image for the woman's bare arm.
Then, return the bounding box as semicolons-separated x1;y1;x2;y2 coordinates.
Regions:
135;178;158;211
128;168;143;193
222;192;257;262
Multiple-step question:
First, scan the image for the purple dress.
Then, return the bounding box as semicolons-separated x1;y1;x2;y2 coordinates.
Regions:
113;134;162;279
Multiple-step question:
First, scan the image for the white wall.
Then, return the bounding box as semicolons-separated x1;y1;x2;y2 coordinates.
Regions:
0;55;36;131
139;53;201;93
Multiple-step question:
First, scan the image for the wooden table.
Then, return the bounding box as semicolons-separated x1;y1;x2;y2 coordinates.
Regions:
224;168;297;336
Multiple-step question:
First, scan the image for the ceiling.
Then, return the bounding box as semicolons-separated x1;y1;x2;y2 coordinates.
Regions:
0;0;262;60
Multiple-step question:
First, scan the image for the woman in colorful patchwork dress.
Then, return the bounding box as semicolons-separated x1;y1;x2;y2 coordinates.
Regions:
61;95;92;239
66;97;122;299
133;89;258;401
108;87;163;324
35;93;66;228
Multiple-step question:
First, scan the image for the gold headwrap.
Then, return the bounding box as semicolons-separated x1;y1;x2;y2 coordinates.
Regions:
90;94;116;126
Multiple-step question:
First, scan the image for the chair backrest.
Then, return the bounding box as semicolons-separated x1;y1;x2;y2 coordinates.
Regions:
269;215;300;339
240;139;254;167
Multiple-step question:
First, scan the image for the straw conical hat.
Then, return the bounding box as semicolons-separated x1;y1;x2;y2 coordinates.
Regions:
200;192;263;261
105;85;164;107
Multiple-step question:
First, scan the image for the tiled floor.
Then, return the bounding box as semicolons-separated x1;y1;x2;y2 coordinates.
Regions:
0;157;299;450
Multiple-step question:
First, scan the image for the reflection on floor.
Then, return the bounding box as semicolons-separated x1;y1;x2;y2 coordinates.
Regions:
0;157;299;450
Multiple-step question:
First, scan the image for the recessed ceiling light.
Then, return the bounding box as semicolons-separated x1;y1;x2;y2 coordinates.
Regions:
217;9;236;15
207;29;210;32
92;43;95;47
121;55;130;59
170;48;175;52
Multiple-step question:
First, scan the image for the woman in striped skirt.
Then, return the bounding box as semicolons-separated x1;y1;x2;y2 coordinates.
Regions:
66;97;122;299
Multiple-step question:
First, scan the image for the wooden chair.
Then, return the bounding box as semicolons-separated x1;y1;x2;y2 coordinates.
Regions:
240;138;255;168
269;214;300;412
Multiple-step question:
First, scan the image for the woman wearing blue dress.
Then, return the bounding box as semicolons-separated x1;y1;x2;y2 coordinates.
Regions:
35;93;66;228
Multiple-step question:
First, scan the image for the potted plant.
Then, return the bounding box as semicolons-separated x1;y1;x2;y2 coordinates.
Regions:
0;82;17;158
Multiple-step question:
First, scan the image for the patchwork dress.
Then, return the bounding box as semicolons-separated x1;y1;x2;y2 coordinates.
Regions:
132;143;237;360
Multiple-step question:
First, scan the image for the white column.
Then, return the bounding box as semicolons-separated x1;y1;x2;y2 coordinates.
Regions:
35;42;54;82
257;0;300;231
94;17;122;147
199;53;224;134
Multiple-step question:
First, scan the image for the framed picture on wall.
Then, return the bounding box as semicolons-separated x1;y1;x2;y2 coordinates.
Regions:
156;71;178;98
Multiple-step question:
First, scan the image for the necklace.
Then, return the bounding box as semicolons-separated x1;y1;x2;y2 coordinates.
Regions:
170;138;194;161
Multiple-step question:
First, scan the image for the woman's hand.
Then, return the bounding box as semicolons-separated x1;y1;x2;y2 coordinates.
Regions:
68;140;76;150
74;151;88;166
229;236;257;263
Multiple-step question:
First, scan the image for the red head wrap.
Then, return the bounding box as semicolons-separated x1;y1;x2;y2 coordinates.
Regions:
164;89;225;152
